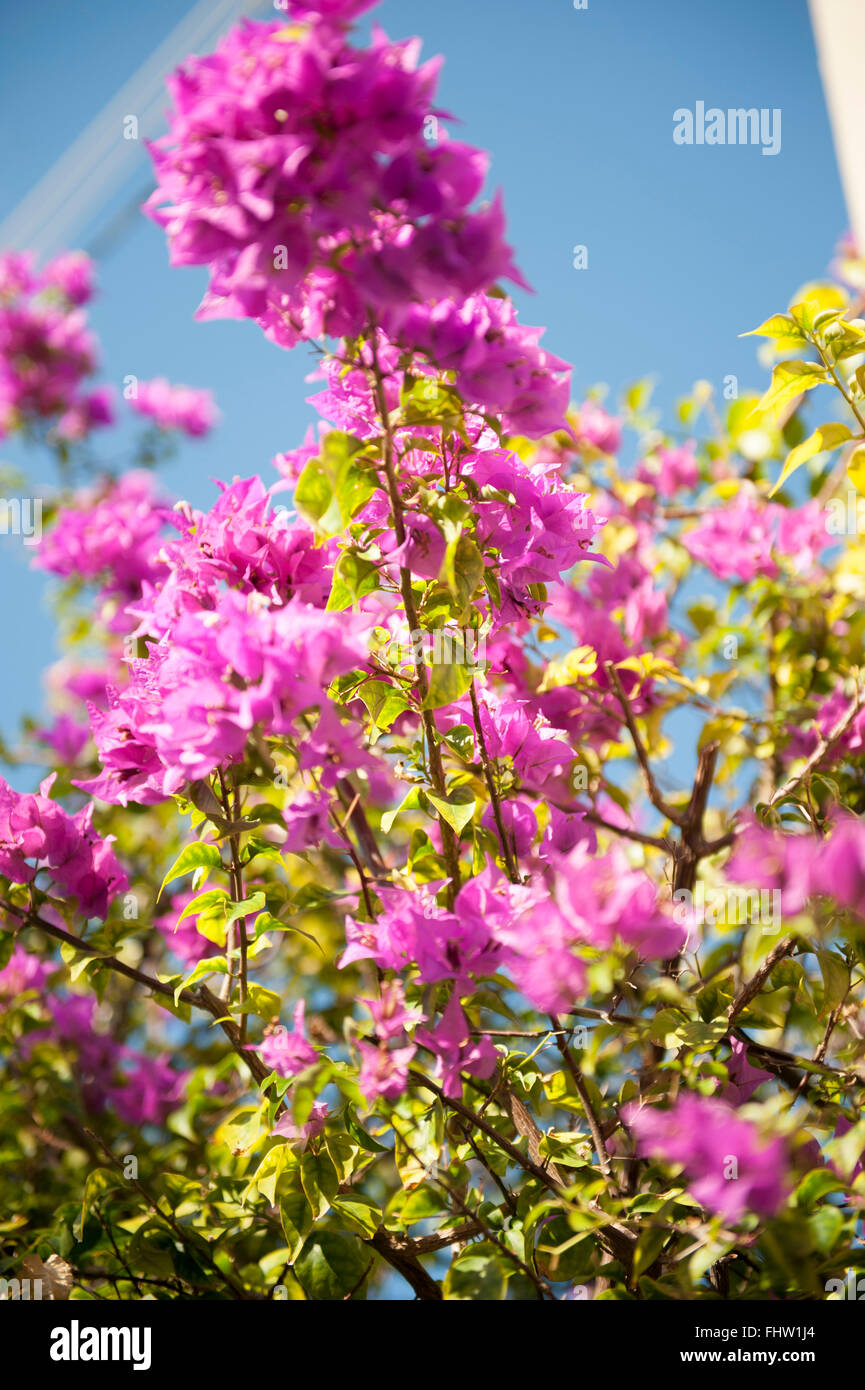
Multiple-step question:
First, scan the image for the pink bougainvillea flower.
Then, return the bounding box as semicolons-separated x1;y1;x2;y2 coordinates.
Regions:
809;812;865;917
128;377;218;436
723;1038;773;1107
573;399;622;455
724;815;819;916
414;994;498;1099
625;1093;788;1222
0;944;50;1000
40;251;94;306
361;980;424;1040
255;1001;318;1078
682;487;778;584
481;797;538;859
34;471;172;620
35;712;90;764
283;789;344;854
272;1102;330;1145
357;1040;416;1103
0;250;110;441
0;773;127;918
77;591;372;805
636;441;698;496
553;842;688;960
109;1055;186;1128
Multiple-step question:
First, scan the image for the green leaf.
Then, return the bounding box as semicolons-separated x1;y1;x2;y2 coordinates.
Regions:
441;533;484;617
357;680;411;733
59;940;94;981
391;1184;450;1225
741;313;809;351
769;422;853;497
292;1060;333;1127
399;376;465;426
794;1169;847;1210
220;1105;268;1157
253;910;322;953
295;433;376;539
421;636;475;710
325;1132;361;1184
159;841;222;899
790;284;848;334
442;723;475;761
280;1181;313;1262
817;950;849;1011
689;1240;732;1283
300;1150;339;1220
847;444;865;496
0;932;15;972
295;1231;371;1301
75;1168;120;1241
343;1104;390;1154
176;888;230;923
535;1215;596;1281
443;1250;506;1301
392;1106;443;1188
753;360;830;421
242;838;285;870
246;1144;291;1206
825;1118;865;1180
424;788;476;835
809;1205;844;1254
129;1221;180;1279
326;550;379;611
632;1222;669;1281
624;377;655;416
823;1117;865;1184
330;1194;381;1238
239;982;283;1019
174;954;228;1005
381;786;421;834
225;892;267;929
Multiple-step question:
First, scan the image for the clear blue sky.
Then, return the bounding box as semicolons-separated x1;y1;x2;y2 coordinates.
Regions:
0;0;847;759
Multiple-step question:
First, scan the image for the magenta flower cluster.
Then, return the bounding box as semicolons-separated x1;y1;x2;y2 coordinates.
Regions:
143;11;570;437
128;377;218;437
0;774;127;919
0;948;183;1127
0;250;112;441
726;812;865;919
626;1094;788;1222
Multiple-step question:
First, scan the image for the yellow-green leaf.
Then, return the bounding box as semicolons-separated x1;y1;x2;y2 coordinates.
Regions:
753;360;830;421
159;841;223;899
769;422;853;496
741;313;808;351
425;788;476;834
847;444;865;496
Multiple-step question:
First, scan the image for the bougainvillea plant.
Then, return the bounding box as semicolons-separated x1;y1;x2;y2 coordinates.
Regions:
3;0;865;1303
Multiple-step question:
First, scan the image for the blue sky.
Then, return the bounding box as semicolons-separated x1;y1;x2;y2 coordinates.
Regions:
0;0;847;759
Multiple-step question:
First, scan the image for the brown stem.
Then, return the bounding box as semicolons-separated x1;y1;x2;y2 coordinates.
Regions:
469;679;520;882
395;1115;553;1298
767;683;864;809
366;332;461;904
605;661;684;826
726;937;796;1025
549;1014;620;1195
218;769;249;1039
366;1231;443;1300
409;1066;562;1194
5;899;272;1090
582;809;672;852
